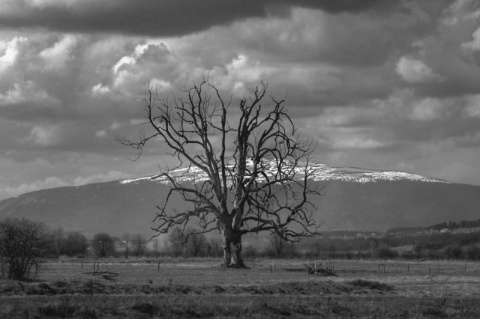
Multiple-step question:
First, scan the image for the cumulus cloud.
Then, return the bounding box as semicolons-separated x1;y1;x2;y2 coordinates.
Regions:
410;98;445;121
39;34;79;71
29;125;62;147
396;56;444;84
463;94;480;118
91;83;110;97
0;36;25;71
403;0;480;97
95;130;106;138
462;26;480;52
109;121;122;130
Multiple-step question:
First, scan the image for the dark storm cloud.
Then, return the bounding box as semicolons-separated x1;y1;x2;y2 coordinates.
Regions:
0;0;388;36
277;0;388;14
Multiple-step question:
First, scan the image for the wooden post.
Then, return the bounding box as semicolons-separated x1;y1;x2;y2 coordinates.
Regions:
407;263;410;273
383;265;386;273
157;262;160;272
81;260;83;270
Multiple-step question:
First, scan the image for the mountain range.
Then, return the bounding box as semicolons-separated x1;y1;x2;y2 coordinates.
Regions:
0;163;479;238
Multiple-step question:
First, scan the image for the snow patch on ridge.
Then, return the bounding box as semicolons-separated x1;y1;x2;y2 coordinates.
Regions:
120;162;449;185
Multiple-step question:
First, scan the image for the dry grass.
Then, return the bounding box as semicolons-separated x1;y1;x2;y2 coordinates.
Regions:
1;257;480;318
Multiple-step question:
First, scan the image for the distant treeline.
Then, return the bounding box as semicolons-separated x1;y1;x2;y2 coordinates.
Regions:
388;218;480;234
2;217;479;265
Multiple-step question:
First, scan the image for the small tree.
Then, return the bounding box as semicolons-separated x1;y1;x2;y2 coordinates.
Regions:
49;227;65;258
185;228;207;257
205;238;223;257
92;233;115;257
152;237;160;259
62;231;88;256
168;227;185;257
0;218;51;280
267;233;286;257
266;233;297;258
119;79;321;268
131;233;147;256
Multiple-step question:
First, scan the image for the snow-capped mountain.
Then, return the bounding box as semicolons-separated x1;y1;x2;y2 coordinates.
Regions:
0;162;478;237
120;162;448;185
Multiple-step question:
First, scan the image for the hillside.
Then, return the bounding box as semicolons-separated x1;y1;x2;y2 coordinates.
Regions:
0;164;479;237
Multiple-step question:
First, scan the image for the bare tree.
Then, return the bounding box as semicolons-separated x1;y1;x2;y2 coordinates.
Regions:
168;227;185;257
131;233;147;256
0;218;51;280
267;233;286;257
151;237;160;259
92;233;115;257
119;79;320;267
49;227;65;258
62;231;88;257
185;228;207;257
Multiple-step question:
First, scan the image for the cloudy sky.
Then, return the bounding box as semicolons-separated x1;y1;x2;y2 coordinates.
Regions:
1;0;480;200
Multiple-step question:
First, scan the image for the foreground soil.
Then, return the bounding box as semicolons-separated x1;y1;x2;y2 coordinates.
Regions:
1;258;479;318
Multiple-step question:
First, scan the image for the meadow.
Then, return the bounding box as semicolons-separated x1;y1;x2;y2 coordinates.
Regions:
1;257;480;318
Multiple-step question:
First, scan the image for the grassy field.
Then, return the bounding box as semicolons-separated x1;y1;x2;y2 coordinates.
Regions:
1;257;480;318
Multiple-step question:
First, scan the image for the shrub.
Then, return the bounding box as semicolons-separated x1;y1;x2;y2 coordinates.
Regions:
377;247;398;259
205;238;223;257
167;227;208;257
62;231;88;256
242;245;259;258
464;245;480;261
131;233;147;256
445;245;462;259
91;233;115;257
349;279;394;291
0;218;51;280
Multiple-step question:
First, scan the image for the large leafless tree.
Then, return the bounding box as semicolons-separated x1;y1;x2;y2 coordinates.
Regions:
119;80;321;267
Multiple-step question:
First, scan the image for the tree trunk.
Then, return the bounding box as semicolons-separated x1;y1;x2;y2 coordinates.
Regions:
222;227;246;268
